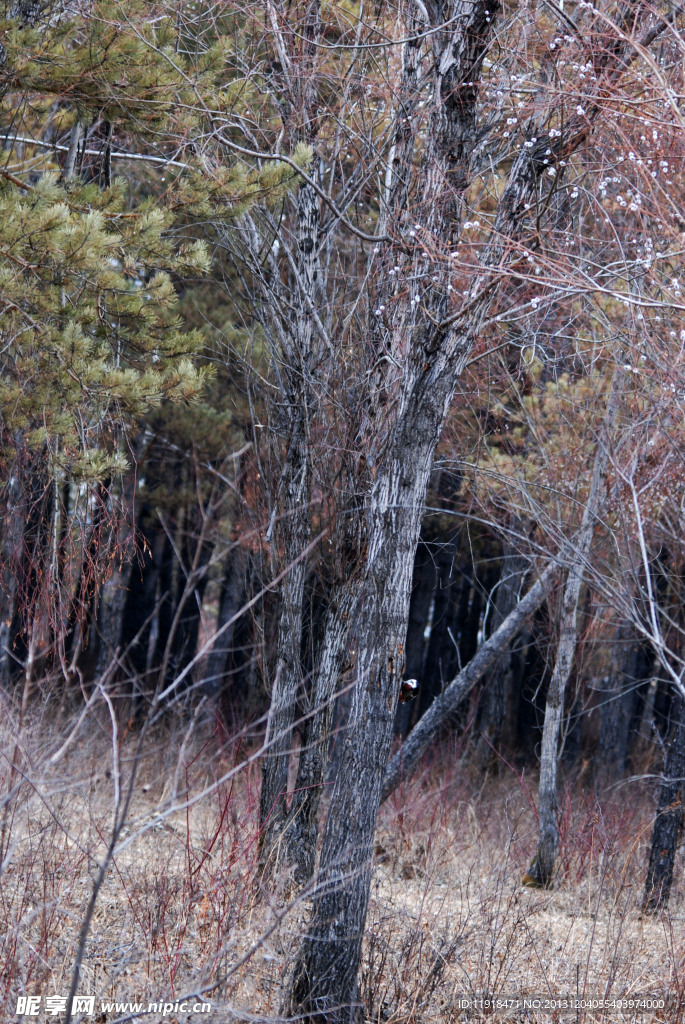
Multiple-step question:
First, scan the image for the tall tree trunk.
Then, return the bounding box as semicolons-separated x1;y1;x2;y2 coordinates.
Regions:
643;692;685;913
256;0;322;876
277;582;357;884
201;539;249;699
94;471;137;683
597;618;654;784
395;542;435;736
257;184;319;872
119;505;166;693
416;533;465;719
286;430;441;1020
285;0;651;1012
257;416;312;872
477;544;529;764
160;537;214;695
524;387;619;888
0;466;25;687
0;452;53;685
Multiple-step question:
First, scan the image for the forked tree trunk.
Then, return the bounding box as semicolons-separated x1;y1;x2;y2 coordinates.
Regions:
286;424;442;1021
284;0;654;1013
643;692;685;913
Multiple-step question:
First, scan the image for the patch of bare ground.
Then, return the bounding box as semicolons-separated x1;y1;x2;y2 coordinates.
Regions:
0;700;682;1023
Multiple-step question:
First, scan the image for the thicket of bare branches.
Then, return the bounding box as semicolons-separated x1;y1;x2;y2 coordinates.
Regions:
1;0;685;1021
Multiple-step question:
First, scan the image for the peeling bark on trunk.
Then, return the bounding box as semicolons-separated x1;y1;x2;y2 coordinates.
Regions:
643;692;685;913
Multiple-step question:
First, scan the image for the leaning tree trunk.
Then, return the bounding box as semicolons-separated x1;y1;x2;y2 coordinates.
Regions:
523;385;619;888
643;691;685;913
382;561;558;799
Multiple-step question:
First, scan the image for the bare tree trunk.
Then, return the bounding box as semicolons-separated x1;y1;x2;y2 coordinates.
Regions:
201;539;249;699
416;532;464;719
0;466;25;687
597;617;653;784
286;427;441;1021
643;692;685;913
524;387;619;888
395;542;435;736
285;0;654;1013
119;506;165;692
477;543;529;764
278;582;357;884
257;0;322;875
94;470;137;682
0;452;53;685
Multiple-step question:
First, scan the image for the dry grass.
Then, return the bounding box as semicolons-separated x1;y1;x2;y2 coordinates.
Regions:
0;697;683;1023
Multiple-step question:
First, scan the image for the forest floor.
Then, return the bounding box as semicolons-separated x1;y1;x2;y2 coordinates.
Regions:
1;701;683;1024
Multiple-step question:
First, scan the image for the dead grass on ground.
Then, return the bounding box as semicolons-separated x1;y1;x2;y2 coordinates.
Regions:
0;698;683;1024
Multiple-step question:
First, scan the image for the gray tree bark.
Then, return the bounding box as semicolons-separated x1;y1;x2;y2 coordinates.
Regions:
94;471;138;682
523;385;619;888
256;0;323;876
395;543;436;736
285;1;523;1014
283;0;660;1014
